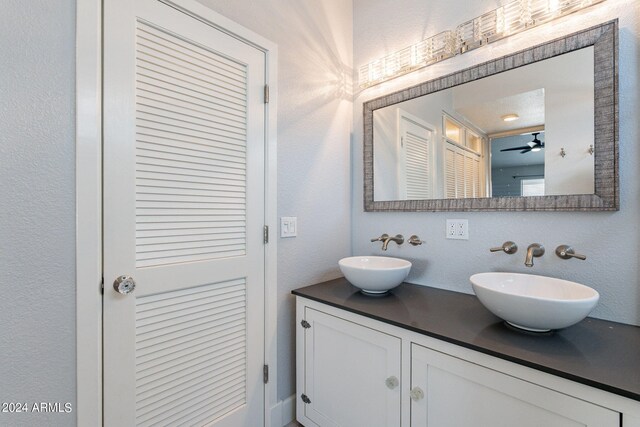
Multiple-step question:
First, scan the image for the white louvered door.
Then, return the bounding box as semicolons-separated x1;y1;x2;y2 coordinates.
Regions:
398;112;435;200
444;143;483;198
103;1;266;426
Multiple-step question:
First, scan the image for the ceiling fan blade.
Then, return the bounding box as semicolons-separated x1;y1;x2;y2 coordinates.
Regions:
520;148;532;154
500;145;531;152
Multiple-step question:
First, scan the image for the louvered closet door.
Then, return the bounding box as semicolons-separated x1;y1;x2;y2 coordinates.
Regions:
103;0;266;426
399;115;434;200
444;144;482;199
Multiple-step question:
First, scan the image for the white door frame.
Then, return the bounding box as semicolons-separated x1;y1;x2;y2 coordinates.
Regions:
75;1;278;425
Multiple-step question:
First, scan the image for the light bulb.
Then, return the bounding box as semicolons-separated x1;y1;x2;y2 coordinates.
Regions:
502;114;520;122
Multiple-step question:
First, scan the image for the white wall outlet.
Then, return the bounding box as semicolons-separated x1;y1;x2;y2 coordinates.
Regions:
280;217;297;238
446;219;469;240
447;220;456;238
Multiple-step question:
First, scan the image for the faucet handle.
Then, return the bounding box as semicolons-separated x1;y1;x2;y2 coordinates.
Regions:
555;245;587;260
371;233;389;243
408;235;423;246
490;241;518;254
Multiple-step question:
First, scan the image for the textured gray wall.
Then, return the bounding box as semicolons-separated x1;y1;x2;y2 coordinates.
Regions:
194;0;353;402
353;0;640;326
0;1;77;426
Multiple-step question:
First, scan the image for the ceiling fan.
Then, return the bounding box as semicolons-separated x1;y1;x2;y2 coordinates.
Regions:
500;132;544;154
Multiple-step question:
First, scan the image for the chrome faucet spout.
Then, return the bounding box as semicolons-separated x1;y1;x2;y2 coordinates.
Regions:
525;243;545;267
382;234;404;251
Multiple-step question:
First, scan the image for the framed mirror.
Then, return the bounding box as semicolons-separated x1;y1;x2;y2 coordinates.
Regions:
364;20;618;211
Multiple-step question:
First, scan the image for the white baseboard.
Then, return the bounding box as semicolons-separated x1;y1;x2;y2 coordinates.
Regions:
270;394;296;427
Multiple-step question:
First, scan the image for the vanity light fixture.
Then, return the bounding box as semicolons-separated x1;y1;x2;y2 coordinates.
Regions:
502;113;520;122
358;0;606;88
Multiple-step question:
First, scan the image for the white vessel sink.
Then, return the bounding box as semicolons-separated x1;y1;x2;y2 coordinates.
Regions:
470;272;599;332
339;256;411;294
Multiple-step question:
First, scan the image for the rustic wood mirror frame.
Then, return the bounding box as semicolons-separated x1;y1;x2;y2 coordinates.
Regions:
363;20;618;212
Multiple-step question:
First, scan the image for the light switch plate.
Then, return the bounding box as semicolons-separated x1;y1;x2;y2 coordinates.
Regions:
280;217;297;238
446;219;468;240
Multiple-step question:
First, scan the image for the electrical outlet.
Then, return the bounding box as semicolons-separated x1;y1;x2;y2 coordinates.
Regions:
457;220;468;238
447;220;457;237
446;219;469;240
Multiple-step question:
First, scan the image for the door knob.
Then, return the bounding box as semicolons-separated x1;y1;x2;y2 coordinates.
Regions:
385;376;399;389
113;275;136;295
410;386;425;401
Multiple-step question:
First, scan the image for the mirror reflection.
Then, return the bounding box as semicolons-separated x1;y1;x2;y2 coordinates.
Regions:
491;132;546;197
373;46;595;202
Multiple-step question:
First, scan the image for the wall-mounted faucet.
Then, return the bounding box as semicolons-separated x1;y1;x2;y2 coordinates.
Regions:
525;243;545;267
371;234;404;251
490;241;518;254
555;245;587;261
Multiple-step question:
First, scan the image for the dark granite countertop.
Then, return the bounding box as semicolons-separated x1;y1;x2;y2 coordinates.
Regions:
292;278;640;402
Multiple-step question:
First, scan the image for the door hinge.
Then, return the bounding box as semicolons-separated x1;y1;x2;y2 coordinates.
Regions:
263;225;269;244
263;364;269;384
264;84;270;104
101;277;104;294
300;319;311;329
301;394;311;404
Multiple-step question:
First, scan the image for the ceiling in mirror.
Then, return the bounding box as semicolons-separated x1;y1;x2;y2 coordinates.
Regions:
457;88;545;134
363;21;618;212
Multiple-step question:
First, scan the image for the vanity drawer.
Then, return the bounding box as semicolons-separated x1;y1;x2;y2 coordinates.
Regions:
410;343;620;427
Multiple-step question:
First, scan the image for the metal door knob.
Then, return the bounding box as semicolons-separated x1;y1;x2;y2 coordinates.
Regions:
410;386;425;401
385;376;399;389
113;275;136;294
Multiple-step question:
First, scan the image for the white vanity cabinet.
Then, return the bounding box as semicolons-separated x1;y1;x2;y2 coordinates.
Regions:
296;306;402;427
296;296;637;427
410;344;618;427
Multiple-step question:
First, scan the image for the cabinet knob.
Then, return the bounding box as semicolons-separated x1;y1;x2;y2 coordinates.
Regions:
410;386;425;401
385;376;399;390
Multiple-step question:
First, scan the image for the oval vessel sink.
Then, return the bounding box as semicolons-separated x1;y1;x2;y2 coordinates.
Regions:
339;256;411;294
470;272;599;332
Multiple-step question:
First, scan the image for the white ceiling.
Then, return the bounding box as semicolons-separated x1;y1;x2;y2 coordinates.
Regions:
454;88;545;135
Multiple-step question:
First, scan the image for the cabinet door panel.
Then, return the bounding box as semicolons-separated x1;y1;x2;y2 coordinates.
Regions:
411;344;619;427
303;308;401;427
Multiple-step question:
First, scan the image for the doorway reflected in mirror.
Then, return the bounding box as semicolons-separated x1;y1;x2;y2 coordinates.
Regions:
491;132;545;197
